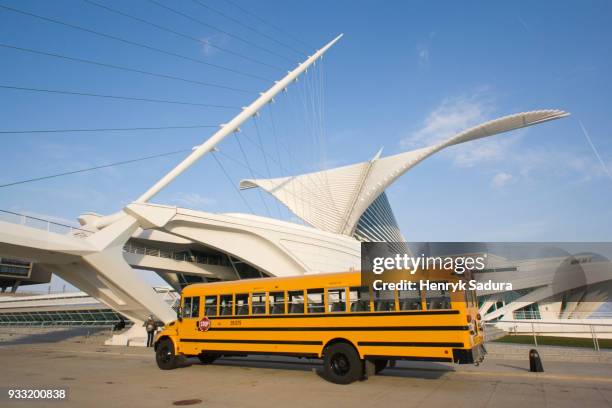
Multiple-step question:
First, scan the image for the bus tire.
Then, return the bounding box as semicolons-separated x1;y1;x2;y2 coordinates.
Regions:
156;338;179;370
198;354;217;364
323;343;363;384
374;359;388;374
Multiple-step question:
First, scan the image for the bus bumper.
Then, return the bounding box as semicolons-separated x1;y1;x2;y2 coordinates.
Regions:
452;344;487;364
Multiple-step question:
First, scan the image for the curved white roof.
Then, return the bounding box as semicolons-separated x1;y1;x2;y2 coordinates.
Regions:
241;109;569;236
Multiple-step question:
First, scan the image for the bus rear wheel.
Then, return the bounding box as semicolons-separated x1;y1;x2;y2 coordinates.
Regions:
198;354;217;364
156;338;179;370
323;343;363;384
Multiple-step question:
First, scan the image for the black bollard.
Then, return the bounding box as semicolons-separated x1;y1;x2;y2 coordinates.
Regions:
529;349;544;372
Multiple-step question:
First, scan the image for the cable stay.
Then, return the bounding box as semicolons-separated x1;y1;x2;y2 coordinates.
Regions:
232;131;272;217
0;43;256;94
221;0;313;50
146;0;295;64
83;0;285;73
190;0;307;57
0;149;193;189
0;3;273;82
211;151;255;215
0;84;239;109
0;125;219;135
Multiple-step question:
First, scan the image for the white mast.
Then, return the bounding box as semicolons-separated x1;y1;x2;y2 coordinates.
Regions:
135;34;343;203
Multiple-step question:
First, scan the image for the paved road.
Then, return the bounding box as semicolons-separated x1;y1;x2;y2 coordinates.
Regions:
0;339;611;408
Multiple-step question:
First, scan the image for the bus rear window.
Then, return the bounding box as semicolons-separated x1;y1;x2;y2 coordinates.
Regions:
269;292;285;314
288;290;304;314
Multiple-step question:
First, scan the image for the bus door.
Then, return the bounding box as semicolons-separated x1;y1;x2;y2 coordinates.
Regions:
179;295;202;341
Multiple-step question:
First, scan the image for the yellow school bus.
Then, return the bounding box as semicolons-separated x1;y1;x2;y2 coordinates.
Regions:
154;270;485;384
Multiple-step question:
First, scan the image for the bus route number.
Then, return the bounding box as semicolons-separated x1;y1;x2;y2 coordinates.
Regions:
229;320;242;326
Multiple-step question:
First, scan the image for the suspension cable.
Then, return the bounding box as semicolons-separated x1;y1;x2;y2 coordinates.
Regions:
146;0;295;64
0;3;273;82
211;151;254;214
0;84;239;109
84;0;285;73
0;149;192;188
0;124;218;135
190;0;307;57
0;43;255;94
221;0;313;50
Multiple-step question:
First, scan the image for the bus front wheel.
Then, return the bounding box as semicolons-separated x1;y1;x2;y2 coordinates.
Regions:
323;343;363;384
156;338;179;370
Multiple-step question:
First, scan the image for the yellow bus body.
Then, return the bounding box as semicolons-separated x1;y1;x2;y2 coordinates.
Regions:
155;270;485;372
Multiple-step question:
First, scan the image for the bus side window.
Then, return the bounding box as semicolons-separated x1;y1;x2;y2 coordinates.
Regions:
399;288;422;311
349;286;371;312
425;283;451;310
288;290;304;314
220;294;233;316
327;288;346;312
306;289;324;314
251;292;266;315
191;296;200;318
183;297;192;318
374;289;395;312
205;295;218;317
235;293;249;315
269;292;285;314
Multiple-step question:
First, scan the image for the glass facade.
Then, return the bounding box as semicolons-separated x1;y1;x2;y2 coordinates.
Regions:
0;309;129;327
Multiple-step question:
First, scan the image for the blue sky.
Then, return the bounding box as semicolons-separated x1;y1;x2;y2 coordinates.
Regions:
1;1;611;289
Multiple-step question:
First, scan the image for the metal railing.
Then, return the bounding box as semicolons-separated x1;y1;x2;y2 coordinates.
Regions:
123;243;230;267
0;209;92;237
512;310;612;320
485;320;612;352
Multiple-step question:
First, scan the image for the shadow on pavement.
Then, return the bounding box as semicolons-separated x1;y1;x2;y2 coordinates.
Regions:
190;356;451;379
0;327;107;346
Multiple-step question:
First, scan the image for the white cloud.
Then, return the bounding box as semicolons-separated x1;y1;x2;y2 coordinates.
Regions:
491;172;514;189
417;46;430;66
401;91;493;149
171;192;216;209
200;34;229;56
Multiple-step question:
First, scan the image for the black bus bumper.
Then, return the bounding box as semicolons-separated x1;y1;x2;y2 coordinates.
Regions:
453;344;487;364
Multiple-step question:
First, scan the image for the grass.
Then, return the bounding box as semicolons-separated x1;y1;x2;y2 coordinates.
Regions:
493;335;612;349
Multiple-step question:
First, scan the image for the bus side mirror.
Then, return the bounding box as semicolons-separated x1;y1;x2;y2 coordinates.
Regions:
177;307;183;322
